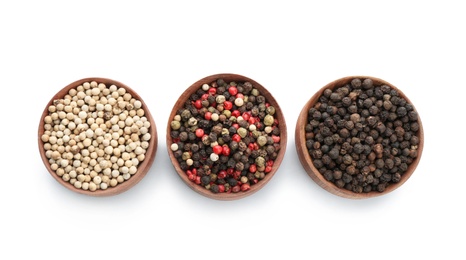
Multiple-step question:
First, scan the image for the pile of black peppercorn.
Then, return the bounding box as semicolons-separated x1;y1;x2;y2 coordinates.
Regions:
170;78;281;194
305;78;420;193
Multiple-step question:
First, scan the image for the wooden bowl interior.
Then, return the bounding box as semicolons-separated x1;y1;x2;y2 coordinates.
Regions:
295;76;424;199
166;73;287;200
38;77;158;196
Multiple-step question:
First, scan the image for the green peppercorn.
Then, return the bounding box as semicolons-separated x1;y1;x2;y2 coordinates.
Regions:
171;121;181;130
237;127;248;138
266;106;276;115
264;114;274;126
257;136;267;146
252;157;263;168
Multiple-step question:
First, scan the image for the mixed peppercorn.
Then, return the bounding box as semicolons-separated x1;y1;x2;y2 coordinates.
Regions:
305;78;420;193
170;78;281;194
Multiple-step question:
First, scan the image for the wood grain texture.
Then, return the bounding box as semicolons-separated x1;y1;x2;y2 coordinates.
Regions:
166;73;287;200
295;76;424;199
38;77;158;196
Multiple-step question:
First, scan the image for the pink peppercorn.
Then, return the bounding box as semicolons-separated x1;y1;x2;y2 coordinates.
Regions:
213;145;223;155
195;128;204;138
241;183;250;191
208;88;216;95
228;86;238;96
218;170;227;179
233;171;241;179
223;101;233;110
218;184;225;193
188;173;195;181
204;111;212;120
222;145;231;156
232;185;241;193
232;134;241;142
193;100;202;109
242;112;250;121
266;160;273;167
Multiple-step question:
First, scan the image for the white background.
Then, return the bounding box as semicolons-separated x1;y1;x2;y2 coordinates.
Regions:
1;1;464;259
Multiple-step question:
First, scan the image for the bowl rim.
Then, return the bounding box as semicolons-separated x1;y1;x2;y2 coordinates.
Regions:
38;77;158;196
295;75;424;199
166;73;287;200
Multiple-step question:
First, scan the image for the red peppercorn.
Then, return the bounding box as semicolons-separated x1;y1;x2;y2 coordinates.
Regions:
265;166;272;173
213;145;223;155
223;101;233;110
227;168;234;176
248;143;255;151
236;93;244;99
231;110;240;117
241;183;250;191
232;123;239;129
232;185;241;193
232;134;241;142
272;135;280;143
204;111;212;120
228;86;238;96
188;173;195;181
249;164;257;173
222;145;231;156
265;103;270;107
233;170;241;179
201;94;209;100
192;168;197;175
248;117;255;125
193;100;202;109
218;170;227;179
242;112;251;121
266;160;274;167
195;176;201;185
195;128;204;138
208;88;216;95
218;184;225;193
252;179;259;184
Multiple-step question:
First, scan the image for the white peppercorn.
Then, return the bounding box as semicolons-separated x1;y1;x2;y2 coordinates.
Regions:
40;81;152;192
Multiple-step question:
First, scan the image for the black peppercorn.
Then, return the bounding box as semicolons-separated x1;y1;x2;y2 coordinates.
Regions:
306;77;420;194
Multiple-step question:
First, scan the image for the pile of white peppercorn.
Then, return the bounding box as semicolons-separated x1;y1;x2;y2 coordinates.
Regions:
40;81;151;192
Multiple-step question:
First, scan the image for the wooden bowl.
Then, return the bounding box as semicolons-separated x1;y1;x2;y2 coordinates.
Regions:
167;73;287;200
38;77;158;196
295;76;424;199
